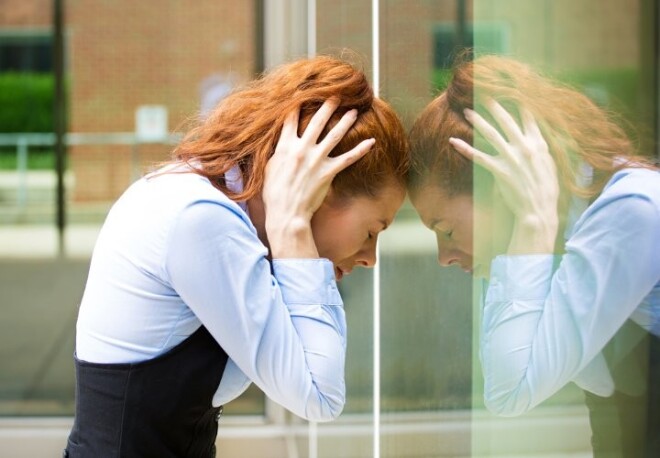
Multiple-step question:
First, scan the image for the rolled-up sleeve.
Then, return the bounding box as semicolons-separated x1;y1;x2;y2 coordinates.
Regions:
481;187;660;417
163;201;347;421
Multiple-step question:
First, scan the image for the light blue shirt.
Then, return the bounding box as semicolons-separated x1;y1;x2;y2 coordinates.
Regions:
481;167;660;416
75;165;347;422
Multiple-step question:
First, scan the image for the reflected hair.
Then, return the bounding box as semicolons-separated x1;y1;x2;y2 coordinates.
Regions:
172;55;409;202
408;54;657;199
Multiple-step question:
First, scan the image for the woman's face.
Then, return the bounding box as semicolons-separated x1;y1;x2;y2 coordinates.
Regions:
410;184;513;278
312;184;406;281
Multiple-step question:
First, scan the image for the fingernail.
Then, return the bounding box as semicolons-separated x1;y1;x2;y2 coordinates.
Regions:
349;108;358;118
463;108;473;119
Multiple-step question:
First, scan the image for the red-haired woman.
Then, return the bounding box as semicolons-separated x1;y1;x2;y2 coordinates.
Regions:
408;55;659;455
65;56;409;457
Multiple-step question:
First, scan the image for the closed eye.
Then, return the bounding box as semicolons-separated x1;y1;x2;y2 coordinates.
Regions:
436;229;453;240
431;222;452;239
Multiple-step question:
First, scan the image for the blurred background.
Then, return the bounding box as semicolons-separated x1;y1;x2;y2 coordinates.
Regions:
0;0;657;457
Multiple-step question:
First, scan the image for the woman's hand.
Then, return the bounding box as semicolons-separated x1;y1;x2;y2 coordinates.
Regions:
449;99;560;255
263;99;375;259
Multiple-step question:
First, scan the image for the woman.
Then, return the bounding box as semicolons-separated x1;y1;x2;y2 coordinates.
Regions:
408;55;659;453
65;55;409;457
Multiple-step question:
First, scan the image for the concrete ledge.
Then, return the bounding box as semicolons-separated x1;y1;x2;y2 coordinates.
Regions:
0;406;591;458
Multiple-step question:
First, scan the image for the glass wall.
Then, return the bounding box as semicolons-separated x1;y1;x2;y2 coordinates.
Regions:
313;3;376;456
314;0;659;457
469;1;658;456
0;0;657;456
0;2;266;455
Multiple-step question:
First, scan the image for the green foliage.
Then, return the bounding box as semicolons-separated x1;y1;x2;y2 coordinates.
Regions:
557;67;642;128
431;68;453;93
0;72;54;133
558;67;638;107
432;66;641;125
0;149;54;169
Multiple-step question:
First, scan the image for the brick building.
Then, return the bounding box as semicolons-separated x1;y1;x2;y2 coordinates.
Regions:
66;1;256;201
0;0;650;204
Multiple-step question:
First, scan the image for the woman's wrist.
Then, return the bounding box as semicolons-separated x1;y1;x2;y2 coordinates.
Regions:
266;217;319;259
507;215;559;255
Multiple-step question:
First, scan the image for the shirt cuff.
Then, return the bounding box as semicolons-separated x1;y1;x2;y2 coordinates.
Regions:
271;259;343;306
487;254;558;303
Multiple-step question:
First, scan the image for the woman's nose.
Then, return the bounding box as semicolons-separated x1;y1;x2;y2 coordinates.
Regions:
357;243;377;268
436;239;460;267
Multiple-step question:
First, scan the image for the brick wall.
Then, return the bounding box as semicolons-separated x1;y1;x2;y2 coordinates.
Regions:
316;0;640;129
0;0;647;202
473;0;639;71
66;0;255;201
316;0;434;127
0;0;50;26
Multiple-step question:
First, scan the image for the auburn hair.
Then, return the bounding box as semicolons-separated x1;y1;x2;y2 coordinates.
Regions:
172;55;409;202
408;55;657;199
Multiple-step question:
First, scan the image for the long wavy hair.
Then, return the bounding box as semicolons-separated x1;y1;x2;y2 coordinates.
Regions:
408;55;657;200
172;55;409;202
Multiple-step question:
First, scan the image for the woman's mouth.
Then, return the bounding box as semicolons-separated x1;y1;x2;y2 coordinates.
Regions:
334;266;352;281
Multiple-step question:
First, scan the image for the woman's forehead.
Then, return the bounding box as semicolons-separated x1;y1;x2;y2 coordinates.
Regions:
411;185;473;224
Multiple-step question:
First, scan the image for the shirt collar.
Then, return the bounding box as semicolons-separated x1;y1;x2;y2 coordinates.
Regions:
564;161;593;240
224;166;248;214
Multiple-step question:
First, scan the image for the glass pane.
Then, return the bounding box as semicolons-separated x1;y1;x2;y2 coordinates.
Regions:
0;0;264;418
315;1;375;456
471;0;658;456
3;1;657;457
0;0;67;417
379;1;473;456
381;0;658;457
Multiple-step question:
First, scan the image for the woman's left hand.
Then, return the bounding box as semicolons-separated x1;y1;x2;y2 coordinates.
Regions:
449;99;560;255
263;99;375;259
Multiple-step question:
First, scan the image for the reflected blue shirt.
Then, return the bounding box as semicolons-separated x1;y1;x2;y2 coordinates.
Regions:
481;167;660;416
75;165;347;421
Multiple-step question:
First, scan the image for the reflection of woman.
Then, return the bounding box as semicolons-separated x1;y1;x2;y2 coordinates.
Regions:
65;56;409;456
408;56;659;451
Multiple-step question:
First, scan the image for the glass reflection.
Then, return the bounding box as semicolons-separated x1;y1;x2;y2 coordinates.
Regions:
405;0;659;455
1;0;658;456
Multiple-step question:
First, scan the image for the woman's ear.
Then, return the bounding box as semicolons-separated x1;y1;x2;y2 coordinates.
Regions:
473;175;495;205
323;186;350;209
489;183;516;232
489;183;505;211
475;182;504;217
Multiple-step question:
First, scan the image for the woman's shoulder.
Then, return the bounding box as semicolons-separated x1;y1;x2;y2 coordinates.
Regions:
571;167;660;235
106;164;252;237
144;164;246;215
595;167;660;210
563;169;659;276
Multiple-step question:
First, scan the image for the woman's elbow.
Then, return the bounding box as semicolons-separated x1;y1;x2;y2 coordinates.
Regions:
483;389;533;417
304;391;345;422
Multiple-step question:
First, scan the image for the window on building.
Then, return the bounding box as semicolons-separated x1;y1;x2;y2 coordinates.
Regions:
433;22;509;68
0;33;52;73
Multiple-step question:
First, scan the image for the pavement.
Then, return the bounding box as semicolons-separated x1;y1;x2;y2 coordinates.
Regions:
0;171;594;457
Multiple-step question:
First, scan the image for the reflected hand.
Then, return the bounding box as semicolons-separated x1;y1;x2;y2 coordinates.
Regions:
449;99;560;255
